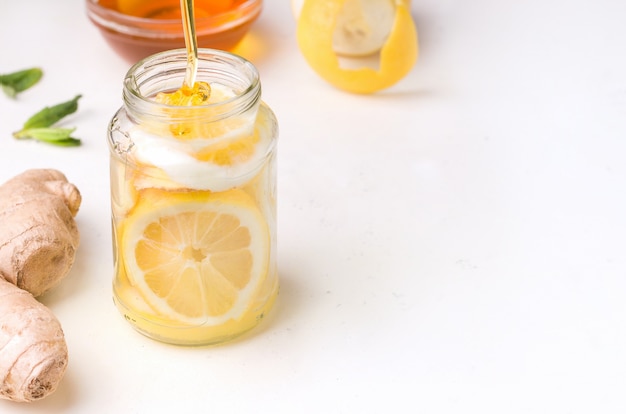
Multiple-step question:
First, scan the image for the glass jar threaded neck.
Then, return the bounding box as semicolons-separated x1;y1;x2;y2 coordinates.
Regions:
122;48;261;124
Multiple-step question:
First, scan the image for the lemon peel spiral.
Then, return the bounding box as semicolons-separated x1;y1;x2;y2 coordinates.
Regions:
296;0;419;94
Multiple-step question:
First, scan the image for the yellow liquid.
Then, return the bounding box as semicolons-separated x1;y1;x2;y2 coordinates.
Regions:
110;92;278;346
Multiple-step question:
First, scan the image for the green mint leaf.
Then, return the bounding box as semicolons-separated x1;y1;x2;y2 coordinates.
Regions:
12;94;83;147
22;95;82;129
48;137;81;147
13;127;81;147
1;84;17;98
14;127;75;140
0;68;43;98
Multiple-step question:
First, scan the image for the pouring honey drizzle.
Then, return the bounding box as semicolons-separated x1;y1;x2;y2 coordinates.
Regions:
155;0;211;106
181;0;198;88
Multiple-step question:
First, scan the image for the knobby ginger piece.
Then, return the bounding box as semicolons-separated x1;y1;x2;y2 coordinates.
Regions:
0;169;81;402
0;280;68;402
0;169;80;297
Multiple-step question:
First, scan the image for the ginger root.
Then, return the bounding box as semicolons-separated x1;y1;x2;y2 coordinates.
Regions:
0;280;68;402
0;169;80;402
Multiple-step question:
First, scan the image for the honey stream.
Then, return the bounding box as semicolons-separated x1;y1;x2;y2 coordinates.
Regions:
154;0;212;104
181;0;199;88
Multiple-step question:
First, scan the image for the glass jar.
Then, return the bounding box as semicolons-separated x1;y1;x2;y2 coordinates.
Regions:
107;49;278;346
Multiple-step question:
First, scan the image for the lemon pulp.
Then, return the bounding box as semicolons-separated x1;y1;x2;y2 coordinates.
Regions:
113;186;277;345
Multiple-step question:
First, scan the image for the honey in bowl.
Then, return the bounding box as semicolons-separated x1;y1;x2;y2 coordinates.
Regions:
86;0;262;63
116;0;234;19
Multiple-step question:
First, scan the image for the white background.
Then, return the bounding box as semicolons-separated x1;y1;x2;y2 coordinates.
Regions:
1;0;626;412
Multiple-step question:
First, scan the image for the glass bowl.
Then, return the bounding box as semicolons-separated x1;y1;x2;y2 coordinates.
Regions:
86;0;262;63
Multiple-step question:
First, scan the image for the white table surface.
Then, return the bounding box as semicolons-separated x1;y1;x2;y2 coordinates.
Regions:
1;0;626;412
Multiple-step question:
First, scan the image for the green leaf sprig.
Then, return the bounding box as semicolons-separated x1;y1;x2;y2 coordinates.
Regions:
13;95;82;146
0;68;43;98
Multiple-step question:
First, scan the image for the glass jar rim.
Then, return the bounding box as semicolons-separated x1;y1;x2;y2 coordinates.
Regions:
122;48;261;122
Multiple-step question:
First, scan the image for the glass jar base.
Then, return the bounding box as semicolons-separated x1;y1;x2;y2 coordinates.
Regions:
113;286;278;346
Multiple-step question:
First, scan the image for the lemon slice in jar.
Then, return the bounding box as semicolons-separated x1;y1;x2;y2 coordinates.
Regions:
294;0;418;94
121;188;269;326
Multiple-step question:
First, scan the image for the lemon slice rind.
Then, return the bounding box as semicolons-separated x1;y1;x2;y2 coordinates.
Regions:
122;192;269;327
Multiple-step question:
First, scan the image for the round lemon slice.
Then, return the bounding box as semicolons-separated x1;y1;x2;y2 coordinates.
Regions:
122;188;269;326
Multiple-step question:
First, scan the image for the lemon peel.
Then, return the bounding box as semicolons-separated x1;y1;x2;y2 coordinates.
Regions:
293;0;396;57
296;0;418;94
